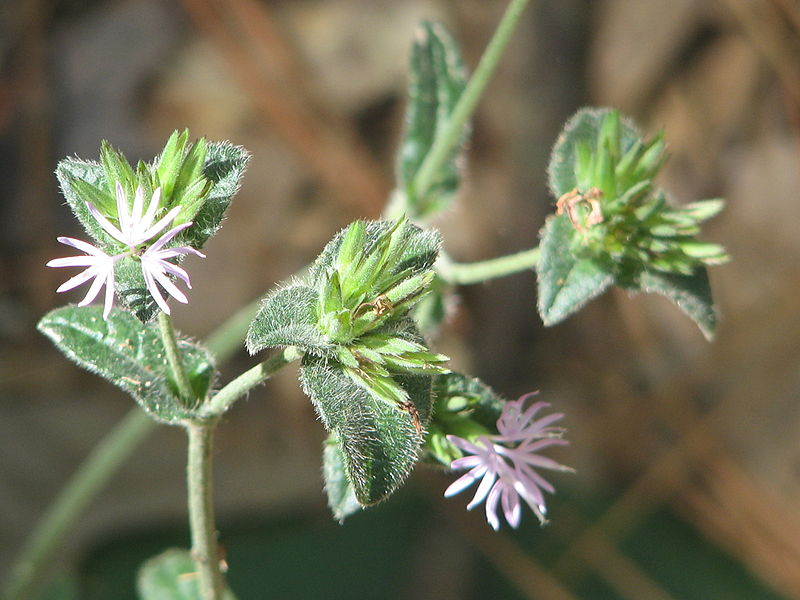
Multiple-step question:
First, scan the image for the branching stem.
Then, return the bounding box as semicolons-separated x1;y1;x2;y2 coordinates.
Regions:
437;246;541;285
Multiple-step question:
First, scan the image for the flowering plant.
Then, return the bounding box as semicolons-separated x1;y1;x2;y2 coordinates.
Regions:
5;2;728;599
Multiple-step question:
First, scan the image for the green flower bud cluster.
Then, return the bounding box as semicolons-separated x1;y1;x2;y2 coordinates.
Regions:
68;130;211;242
318;218;434;342
556;109;728;279
316;218;449;412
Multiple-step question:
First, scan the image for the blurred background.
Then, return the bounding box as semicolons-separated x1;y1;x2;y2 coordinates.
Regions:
2;0;800;598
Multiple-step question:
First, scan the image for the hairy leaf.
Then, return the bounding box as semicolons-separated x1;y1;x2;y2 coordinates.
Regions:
56;159;118;248
246;283;332;356
394;20;468;218
323;434;363;522
537;214;613;326
182;141;250;250
636;268;717;340
300;355;432;505
38;306;215;424
137;549;236;600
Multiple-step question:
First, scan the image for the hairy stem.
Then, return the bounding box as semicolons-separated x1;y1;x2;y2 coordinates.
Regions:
158;311;194;402
2;300;267;600
200;346;302;419
411;0;533;202
437;246;541;285
186;421;223;600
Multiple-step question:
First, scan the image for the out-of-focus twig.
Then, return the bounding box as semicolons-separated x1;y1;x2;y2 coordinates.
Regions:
767;0;800;38
553;288;800;599
179;0;390;216
722;0;800;107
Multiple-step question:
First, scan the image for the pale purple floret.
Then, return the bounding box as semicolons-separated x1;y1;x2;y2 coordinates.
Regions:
46;237;121;319
140;222;205;314
47;183;205;317
444;394;573;530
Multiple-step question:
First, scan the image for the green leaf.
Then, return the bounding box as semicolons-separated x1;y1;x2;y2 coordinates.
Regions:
56;159;120;248
300;355;432;505
38;306;216;423
182;141;250;250
548;107;642;198
323;434;363;522
137;549;236;600
537;214;613;326
395;20;468;218
636;268;717;340
246;283;332;356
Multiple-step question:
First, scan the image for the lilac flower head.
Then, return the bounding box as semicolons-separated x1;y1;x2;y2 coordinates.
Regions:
444;393;573;530
48;183;205;317
46;237;121;319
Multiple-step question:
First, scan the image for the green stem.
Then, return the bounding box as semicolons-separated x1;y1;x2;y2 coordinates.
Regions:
186;421;223;600
411;0;533;202
437;246;540;285
158;311;194;402
2;410;154;600
2;301;268;600
200;347;302;419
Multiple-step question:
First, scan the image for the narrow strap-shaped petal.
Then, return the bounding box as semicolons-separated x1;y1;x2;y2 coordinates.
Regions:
55;265;101;293
55;236;110;256
152;246;206;260
47;256;99;268
444;466;487;497
484;482;502;531
500;483;522;528
466;469;497;510
102;266;115;319
86;202;127;245
139;206;182;245
115;182;132;242
154;259;192;286
147;264;189;304
77;266;109;307
140;186;162;232
131;185;146;229
142;267;171;314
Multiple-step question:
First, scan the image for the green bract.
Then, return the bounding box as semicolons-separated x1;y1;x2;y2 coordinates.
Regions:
538;107;728;338
56;130;250;321
424;372;505;466
247;218;449;508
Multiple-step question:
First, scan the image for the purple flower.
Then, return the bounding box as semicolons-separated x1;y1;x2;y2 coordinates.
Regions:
46;237;121;319
444;393;572;530
47;183;205;317
140;222;205;315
